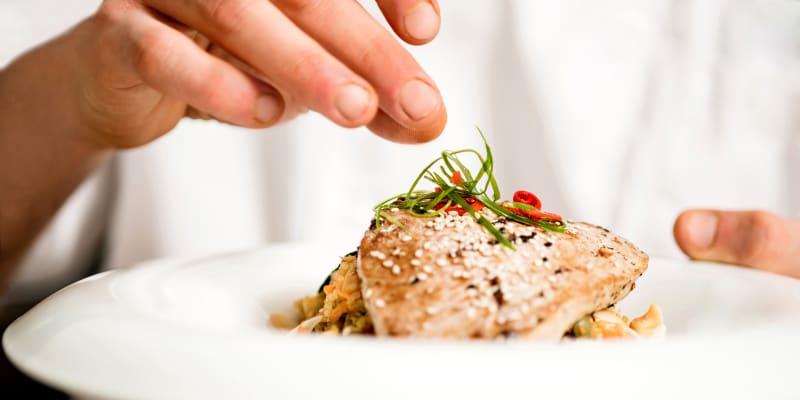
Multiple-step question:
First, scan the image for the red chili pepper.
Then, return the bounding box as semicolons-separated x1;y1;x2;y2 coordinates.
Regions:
444;206;466;216
502;205;525;217
502;203;561;222
434;187;443;193
524;209;563;222
464;197;485;211
513;190;542;210
450;171;463;185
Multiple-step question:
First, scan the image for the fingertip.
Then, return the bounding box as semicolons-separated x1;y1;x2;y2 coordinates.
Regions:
252;92;285;126
378;0;441;45
402;1;440;45
332;83;379;128
673;210;692;255
674;210;719;258
367;104;446;144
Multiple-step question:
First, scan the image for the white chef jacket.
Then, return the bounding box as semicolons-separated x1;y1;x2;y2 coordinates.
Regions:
2;0;799;304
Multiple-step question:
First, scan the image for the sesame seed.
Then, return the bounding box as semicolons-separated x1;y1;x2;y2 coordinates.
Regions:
466;308;477;319
400;234;413;242
390;207;399;212
497;316;507;325
364;289;373;299
375;299;386;308
410;259;421;267
382;259;394;268
392;265;400;275
417;272;429;281
436;258;447;267
414;249;423;258
369;250;386;260
423;265;433;274
426;306;438;315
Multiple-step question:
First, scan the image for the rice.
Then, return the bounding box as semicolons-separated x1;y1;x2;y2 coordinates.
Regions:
292;254;374;335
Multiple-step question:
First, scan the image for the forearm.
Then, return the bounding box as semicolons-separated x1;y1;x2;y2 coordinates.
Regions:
0;23;111;286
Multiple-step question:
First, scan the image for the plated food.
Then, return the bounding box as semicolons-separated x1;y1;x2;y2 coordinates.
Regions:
286;131;664;340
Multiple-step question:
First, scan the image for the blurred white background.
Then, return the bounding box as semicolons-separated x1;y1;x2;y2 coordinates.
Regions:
2;0;800;302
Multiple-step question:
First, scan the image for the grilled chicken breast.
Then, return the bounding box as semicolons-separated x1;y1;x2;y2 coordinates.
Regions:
357;209;648;341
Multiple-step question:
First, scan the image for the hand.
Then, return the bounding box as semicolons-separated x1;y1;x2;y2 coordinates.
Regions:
673;210;800;278
75;0;446;149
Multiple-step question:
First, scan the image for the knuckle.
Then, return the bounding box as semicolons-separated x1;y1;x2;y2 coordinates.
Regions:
198;0;254;36
133;29;176;80
286;50;328;82
353;33;387;69
95;0;140;27
737;211;785;264
95;1;124;25
196;70;231;111
273;0;323;14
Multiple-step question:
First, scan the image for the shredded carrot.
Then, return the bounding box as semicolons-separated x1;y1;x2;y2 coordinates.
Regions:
450;171;463;185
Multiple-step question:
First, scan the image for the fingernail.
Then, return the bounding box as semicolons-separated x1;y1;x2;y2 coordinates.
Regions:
335;84;371;121
255;94;281;123
686;212;718;249
404;2;439;41
399;79;439;121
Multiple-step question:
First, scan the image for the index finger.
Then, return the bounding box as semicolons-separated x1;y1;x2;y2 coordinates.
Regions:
144;0;379;128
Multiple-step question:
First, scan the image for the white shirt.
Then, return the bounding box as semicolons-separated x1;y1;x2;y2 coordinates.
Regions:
3;0;800;303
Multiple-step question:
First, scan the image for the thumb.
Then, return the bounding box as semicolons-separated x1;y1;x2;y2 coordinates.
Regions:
673;210;800;278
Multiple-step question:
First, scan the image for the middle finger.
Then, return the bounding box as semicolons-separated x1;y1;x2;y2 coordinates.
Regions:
272;0;446;142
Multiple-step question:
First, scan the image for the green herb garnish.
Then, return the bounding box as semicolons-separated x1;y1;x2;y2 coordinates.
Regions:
373;128;565;250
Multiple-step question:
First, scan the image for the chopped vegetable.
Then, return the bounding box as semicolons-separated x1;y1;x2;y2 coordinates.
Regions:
373;129;565;250
450;171;463;185
318;250;358;293
512;190;542;209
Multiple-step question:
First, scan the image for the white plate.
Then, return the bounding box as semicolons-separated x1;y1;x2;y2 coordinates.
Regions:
4;244;800;399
